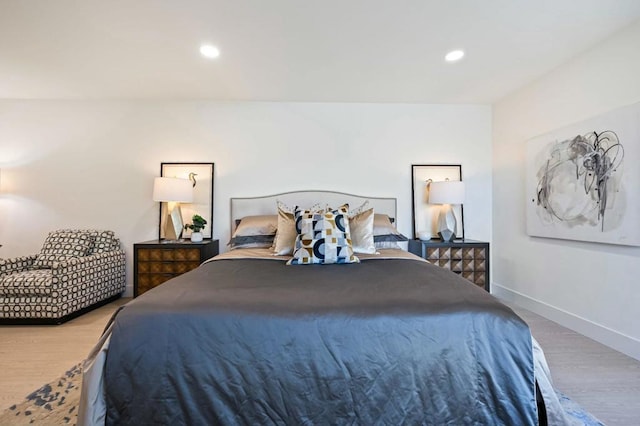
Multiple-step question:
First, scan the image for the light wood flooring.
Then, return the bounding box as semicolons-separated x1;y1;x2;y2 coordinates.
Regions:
1;298;639;425
0;298;127;412
507;302;640;425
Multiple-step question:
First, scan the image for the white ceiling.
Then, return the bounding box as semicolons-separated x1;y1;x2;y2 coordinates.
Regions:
1;0;639;103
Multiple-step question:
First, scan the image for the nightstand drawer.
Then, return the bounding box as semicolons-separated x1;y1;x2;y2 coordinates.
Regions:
137;274;174;295
174;261;200;274
134;239;219;297
426;247;487;261
409;239;490;292
174;249;201;262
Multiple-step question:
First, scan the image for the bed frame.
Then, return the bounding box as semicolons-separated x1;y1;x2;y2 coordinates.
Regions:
230;190;397;234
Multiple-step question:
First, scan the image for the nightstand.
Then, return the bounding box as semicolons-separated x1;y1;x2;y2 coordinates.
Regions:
133;239;219;297
408;239;490;292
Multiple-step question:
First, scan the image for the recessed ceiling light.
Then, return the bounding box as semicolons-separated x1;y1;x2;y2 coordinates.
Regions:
200;44;220;59
445;50;465;62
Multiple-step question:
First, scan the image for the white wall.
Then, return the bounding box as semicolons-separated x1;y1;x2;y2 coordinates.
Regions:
493;21;640;360
0;101;492;296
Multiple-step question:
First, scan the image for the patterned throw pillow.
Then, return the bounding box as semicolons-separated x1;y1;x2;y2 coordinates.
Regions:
272;202;326;256
54;229;120;254
91;230;120;253
33;232;94;268
287;204;359;265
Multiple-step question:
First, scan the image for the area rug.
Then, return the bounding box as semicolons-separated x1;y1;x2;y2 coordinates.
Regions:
557;391;605;426
0;363;81;425
0;364;604;425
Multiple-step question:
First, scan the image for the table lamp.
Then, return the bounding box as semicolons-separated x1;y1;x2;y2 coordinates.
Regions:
428;180;465;242
153;177;193;241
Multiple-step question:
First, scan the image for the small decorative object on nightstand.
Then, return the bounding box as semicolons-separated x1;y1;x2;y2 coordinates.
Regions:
184;214;208;243
134;239;219;297
408;239;489;292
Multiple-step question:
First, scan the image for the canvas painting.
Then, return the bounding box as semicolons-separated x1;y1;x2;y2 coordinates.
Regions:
525;102;640;246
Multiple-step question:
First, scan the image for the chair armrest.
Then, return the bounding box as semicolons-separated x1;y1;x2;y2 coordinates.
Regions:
51;250;126;273
0;255;37;276
51;251;126;294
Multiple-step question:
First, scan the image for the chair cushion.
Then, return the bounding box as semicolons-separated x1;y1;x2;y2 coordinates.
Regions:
33;231;94;268
0;269;53;296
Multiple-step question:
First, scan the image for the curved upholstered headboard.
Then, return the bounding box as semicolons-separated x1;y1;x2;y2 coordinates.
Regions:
230;190;397;234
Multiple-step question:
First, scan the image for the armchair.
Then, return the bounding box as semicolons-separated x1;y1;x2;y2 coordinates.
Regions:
0;229;126;324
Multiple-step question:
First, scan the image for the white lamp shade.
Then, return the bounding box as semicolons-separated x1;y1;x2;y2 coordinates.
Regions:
428;180;465;205
153;177;193;203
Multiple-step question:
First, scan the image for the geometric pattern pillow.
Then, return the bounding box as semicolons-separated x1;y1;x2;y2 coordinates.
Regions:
32;232;94;268
91;230;120;254
273;201;328;256
287;204;359;265
54;229;120;254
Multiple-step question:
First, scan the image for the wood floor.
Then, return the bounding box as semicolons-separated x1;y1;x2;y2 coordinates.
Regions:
507;302;640;425
0;298;128;412
1;298;639;424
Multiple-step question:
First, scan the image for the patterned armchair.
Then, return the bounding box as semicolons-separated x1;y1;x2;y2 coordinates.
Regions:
0;229;126;324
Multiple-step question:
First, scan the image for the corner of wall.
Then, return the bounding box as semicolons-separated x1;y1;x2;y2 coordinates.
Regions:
492;282;640;361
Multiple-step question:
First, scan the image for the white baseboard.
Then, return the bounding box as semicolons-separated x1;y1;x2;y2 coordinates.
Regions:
492;282;640;361
123;285;133;298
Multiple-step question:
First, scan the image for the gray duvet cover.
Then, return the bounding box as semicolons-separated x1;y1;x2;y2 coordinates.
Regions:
105;258;537;425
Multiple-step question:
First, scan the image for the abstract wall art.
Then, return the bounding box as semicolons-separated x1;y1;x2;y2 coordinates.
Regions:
525;102;640;246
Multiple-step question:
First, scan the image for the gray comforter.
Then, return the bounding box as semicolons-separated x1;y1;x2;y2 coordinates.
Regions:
104;257;537;425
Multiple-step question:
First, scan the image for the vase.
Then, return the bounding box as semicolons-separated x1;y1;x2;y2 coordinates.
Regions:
190;232;203;243
417;230;432;241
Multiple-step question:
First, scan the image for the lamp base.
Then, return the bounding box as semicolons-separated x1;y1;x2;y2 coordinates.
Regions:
164;203;184;240
437;204;458;242
438;229;456;242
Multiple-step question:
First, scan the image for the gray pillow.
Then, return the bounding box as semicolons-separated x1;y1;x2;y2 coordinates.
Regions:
229;215;277;250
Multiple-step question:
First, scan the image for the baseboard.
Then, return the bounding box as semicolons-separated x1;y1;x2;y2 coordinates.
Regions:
124;284;134;298
492;282;640;361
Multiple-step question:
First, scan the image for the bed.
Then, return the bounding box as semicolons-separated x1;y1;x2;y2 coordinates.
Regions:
78;191;569;425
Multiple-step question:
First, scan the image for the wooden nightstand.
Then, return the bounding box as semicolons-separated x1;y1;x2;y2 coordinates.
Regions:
133;239;219;297
408;239;490;292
